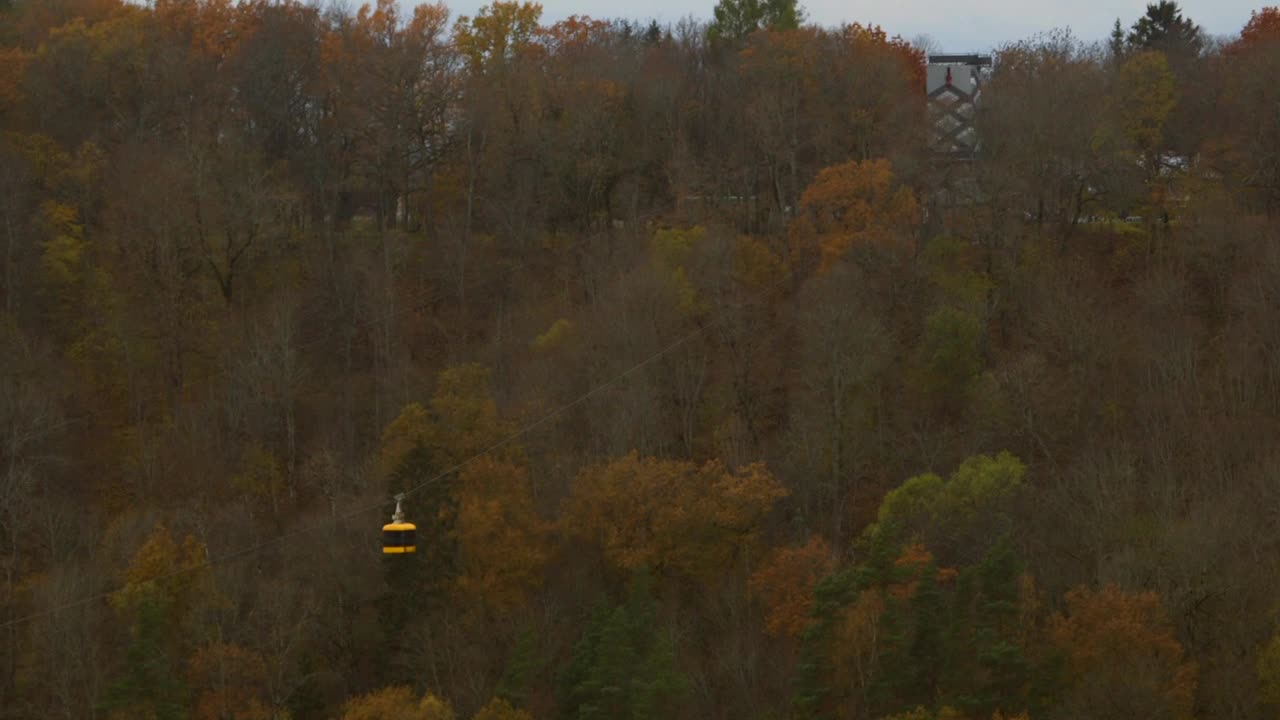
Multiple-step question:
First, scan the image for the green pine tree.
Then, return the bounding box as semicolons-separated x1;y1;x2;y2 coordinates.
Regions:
706;0;805;46
559;570;688;720
497;628;539;706
100;592;188;720
1109;18;1127;63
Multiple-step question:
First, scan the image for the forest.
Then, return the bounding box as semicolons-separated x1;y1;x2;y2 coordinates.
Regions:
3;0;1280;718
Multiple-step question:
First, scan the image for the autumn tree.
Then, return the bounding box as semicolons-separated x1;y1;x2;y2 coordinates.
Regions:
1108;49;1179;225
1216;8;1280;213
749;537;836;639
453;458;548;613
187;641;275;720
102;522;211;720
789;158;920;276
1238;7;1280;46
794;454;1035;720
471;697;532;720
453;1;542;74
1049;585;1196;720
563;452;787;582
341;686;456;720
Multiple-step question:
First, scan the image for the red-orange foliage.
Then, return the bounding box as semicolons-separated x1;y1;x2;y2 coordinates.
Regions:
1240;7;1280;47
749;537;836;638
887;543;958;599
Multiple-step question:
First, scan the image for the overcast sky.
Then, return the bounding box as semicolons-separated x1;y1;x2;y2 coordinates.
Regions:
407;0;1260;52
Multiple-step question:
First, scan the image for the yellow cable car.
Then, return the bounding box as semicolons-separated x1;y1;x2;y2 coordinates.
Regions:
382;493;416;555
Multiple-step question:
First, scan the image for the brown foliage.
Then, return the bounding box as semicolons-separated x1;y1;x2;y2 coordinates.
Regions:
564;452;787;580
453;458;548;612
187;642;273;720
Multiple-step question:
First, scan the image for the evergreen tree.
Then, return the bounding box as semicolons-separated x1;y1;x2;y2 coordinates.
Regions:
496;628;538;707
559;570;687;720
952;540;1032;717
100;592;188;720
1109;18;1127;63
643;20;664;46
707;0;804;46
559;603;612;720
1126;1;1203;56
793;524;897;719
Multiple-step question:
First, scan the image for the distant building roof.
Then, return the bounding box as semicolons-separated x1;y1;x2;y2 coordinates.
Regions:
928;54;992;66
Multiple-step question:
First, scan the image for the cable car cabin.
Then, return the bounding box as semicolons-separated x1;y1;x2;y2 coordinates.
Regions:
382;521;416;554
382;494;416;555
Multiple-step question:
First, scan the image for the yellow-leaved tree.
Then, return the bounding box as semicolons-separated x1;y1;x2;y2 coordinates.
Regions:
453;1;543;75
378;363;521;483
427;363;522;469
103;521;213;720
111;521;210;621
377;402;434;480
341;686;456;720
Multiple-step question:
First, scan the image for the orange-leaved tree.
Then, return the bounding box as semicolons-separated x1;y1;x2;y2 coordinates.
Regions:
789;158;920;275
748;536;836;638
1238;7;1280;48
1049;584;1196;720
